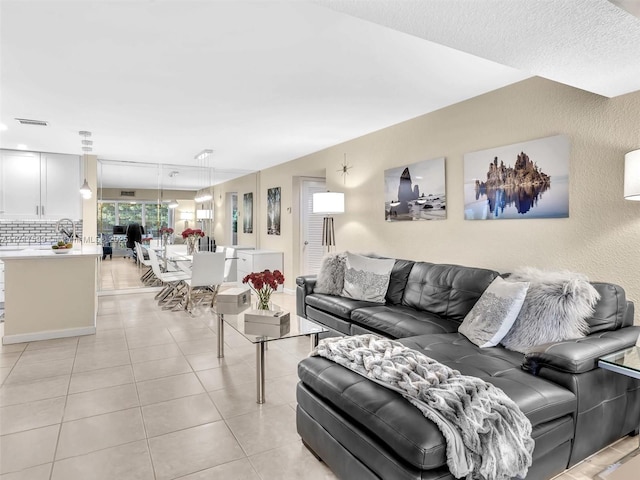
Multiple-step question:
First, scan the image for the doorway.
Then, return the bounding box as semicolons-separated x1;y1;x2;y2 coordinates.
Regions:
226;192;238;245
300;178;327;275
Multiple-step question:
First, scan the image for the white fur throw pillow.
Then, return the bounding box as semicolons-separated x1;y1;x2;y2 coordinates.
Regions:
342;252;395;303
501;267;600;354
459;277;529;348
314;252;347;295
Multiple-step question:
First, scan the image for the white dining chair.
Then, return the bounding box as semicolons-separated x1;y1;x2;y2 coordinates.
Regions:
223;247;236;283
135;242;157;285
179;251;226;312
147;248;190;306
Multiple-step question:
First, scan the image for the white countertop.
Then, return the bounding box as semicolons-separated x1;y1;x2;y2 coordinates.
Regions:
0;245;102;260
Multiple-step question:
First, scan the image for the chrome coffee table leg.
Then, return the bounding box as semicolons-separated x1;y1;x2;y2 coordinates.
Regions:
257;342;266;404
310;332;319;350
217;314;224;358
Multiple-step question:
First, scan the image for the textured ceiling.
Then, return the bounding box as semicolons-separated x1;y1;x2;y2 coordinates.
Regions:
318;0;640;98
1;1;638;189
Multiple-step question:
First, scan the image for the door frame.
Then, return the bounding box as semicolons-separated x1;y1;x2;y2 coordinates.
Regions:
296;176;326;278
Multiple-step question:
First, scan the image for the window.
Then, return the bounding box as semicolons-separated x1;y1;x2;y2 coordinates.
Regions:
98;201;172;240
144;203;170;237
118;203;144;230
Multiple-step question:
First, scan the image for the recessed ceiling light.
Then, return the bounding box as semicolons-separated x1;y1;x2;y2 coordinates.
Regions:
0;124;7;131
16;144;27;150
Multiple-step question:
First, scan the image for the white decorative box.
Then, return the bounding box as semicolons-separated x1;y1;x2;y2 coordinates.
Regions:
245;317;291;337
216;287;251;314
244;309;290;325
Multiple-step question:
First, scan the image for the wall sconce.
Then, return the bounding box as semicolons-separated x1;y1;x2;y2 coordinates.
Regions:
312;191;345;252
624;149;640;200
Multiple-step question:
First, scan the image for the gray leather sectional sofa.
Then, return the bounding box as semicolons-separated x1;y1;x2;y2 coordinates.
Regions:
295;260;640;480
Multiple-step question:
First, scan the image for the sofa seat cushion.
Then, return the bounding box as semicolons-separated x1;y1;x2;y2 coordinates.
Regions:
298;356;449;470
298;347;576;471
350;305;458;338
305;293;379;321
400;334;577;427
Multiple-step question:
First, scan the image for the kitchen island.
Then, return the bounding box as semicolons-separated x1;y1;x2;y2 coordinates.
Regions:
0;246;102;344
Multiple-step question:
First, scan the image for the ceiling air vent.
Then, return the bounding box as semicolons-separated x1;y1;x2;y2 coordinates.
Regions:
15;118;49;126
120;191;136;197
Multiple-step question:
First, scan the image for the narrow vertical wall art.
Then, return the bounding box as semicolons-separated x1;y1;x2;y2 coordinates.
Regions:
243;192;253;234
267;187;281;235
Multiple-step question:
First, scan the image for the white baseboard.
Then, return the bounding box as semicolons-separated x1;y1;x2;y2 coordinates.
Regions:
282;288;295;295
3;326;96;345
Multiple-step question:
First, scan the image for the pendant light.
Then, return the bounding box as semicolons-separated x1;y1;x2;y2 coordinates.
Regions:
167;171;179;208
79;131;93;199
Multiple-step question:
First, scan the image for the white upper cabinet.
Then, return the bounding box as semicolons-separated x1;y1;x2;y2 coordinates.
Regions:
41;153;82;219
0;150;81;220
0;150;41;219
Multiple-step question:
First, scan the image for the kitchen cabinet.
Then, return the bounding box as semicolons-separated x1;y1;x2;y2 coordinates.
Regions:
0;150;82;220
237;249;284;291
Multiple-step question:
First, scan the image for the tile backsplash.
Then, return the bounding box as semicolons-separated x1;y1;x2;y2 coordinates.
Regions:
0;220;84;246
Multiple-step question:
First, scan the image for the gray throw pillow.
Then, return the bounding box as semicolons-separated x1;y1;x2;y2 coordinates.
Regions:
341;252;395;303
459;277;529;348
314;252;347;295
501;267;600;354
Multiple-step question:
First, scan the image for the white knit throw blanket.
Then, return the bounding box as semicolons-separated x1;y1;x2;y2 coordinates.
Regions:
312;334;534;480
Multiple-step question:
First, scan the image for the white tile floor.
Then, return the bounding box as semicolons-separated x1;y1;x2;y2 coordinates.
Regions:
0;288;336;480
0;258;636;479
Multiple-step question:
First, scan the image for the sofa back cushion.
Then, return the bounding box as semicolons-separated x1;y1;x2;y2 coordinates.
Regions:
587;282;630;333
386;259;415;305
402;263;499;321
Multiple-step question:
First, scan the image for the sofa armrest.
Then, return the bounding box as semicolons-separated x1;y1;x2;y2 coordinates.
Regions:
296;275;317;318
296;275;317;294
523;326;640;375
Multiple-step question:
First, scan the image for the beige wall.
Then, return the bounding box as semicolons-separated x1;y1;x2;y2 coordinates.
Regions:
214;77;640;309
212;174;260;248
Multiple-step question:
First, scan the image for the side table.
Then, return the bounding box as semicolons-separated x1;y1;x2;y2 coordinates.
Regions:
596;346;640;480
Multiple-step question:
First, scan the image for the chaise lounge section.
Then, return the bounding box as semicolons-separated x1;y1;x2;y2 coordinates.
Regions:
296;259;640;479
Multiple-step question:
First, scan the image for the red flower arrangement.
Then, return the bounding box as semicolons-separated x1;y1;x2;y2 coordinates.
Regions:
160;227;174;235
181;228;205;239
242;269;285;310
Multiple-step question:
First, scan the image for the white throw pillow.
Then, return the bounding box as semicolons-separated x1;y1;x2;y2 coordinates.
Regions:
314;252;347;295
341;252;395;303
459;276;529;348
501;267;599;353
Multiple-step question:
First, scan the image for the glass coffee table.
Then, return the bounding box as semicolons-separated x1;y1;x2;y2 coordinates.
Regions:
213;304;328;404
596;346;640;480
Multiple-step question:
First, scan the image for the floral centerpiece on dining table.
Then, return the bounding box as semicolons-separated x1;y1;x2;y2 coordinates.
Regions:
181;228;204;255
160;226;174;246
242;269;285;310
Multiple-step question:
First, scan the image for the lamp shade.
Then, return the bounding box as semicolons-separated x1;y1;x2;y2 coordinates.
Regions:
313;192;345;214
180;211;194;221
196;210;212;220
624;149;640;200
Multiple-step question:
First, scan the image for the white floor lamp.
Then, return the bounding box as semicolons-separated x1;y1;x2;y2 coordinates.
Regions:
312;192;345;252
624;149;640;200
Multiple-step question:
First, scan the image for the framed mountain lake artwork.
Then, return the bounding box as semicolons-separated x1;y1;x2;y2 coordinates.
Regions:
384;157;446;221
464;135;570;220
